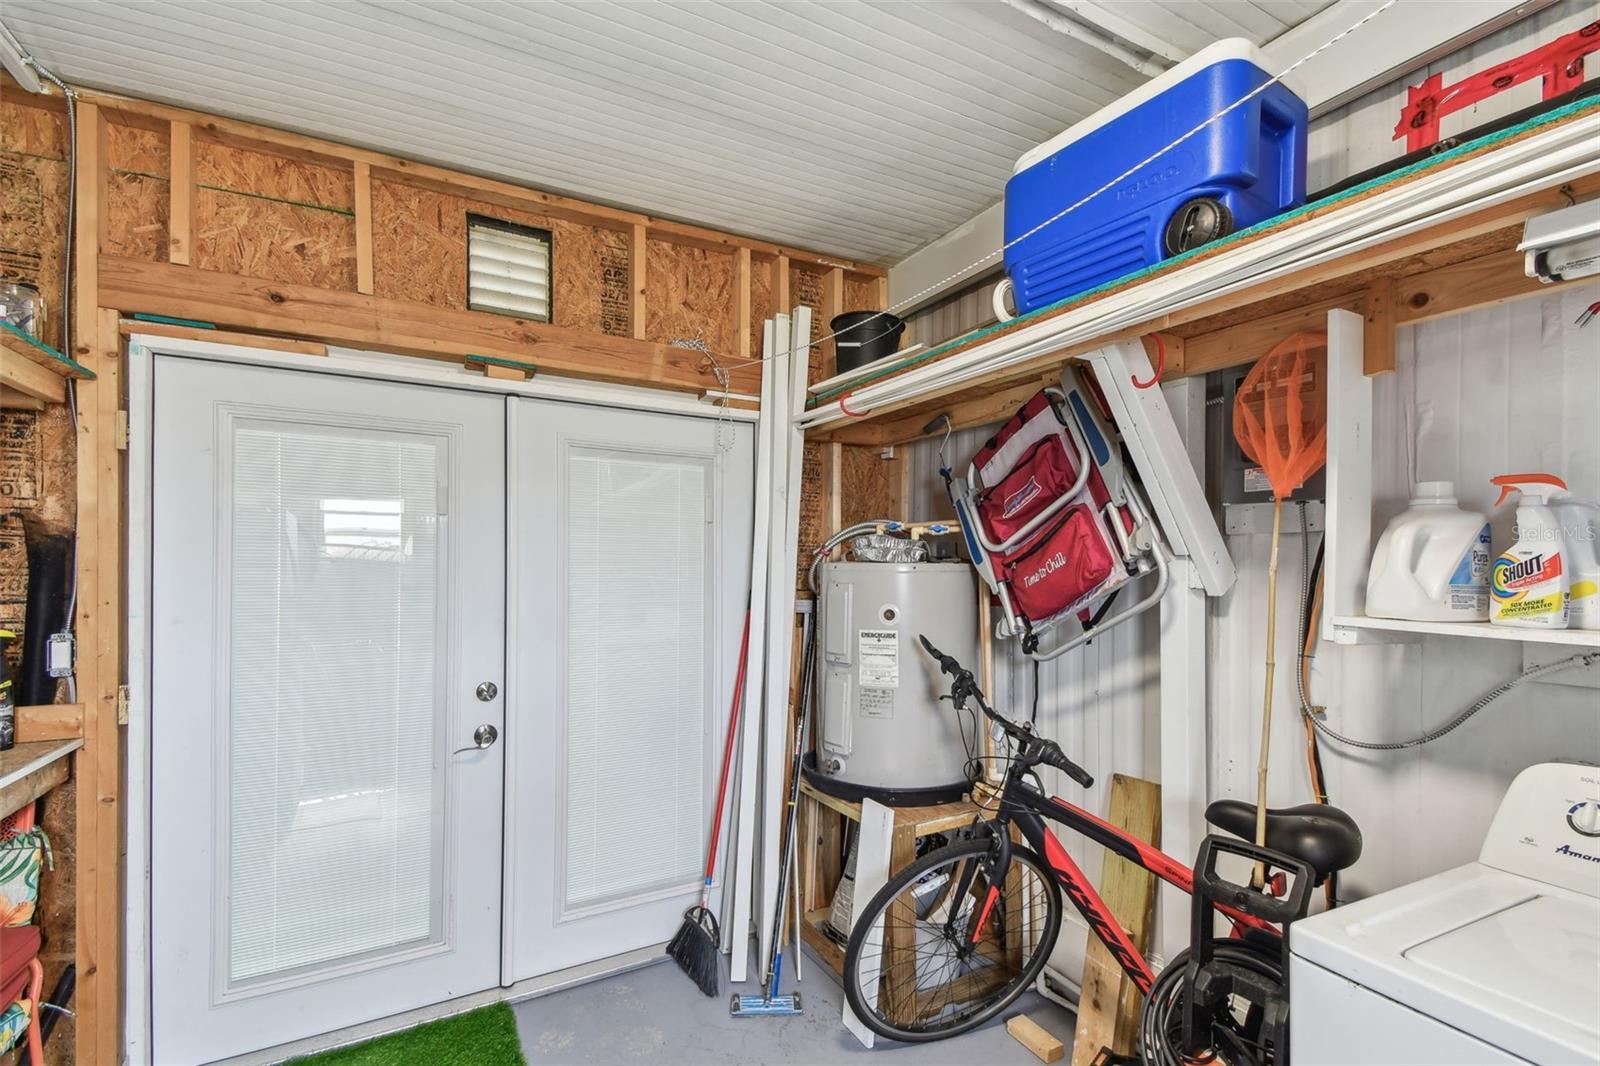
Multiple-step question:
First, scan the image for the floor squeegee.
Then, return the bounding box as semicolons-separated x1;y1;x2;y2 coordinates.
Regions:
730;608;816;1019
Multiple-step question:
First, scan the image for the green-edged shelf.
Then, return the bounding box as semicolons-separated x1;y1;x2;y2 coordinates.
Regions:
2;320;98;380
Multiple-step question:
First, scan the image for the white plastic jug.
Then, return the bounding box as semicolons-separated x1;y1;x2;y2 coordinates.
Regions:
1554;494;1600;630
1365;482;1490;622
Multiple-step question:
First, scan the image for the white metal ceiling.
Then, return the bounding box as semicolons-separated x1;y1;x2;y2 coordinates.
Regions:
4;0;1333;264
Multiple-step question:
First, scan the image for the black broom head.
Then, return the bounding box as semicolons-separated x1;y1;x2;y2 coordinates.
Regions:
668;904;721;997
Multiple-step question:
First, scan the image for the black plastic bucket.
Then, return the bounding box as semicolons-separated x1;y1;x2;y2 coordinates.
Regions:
831;311;905;374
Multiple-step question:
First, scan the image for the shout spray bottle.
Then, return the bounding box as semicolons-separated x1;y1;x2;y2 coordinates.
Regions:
1488;474;1570;629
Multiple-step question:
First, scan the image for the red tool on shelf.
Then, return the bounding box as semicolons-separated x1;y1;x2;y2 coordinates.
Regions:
1395;20;1600;152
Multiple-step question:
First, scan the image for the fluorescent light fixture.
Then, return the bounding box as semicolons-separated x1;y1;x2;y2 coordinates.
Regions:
1520;198;1600;284
0;19;44;94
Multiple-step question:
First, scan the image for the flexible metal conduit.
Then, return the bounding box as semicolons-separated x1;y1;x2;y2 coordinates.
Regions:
806;520;961;594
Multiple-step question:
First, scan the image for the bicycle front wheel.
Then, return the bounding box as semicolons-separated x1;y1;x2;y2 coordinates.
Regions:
843;835;1062;1043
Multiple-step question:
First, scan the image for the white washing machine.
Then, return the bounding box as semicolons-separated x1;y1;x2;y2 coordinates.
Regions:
1291;762;1600;1065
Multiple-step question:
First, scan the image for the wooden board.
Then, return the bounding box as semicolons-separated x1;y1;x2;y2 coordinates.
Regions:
16;703;86;742
0;741;75;821
98;256;718;393
1073;775;1161;1066
1008;1014;1067;1064
121;318;328;356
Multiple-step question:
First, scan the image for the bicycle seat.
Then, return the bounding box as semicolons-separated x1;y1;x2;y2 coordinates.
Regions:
1204;800;1362;885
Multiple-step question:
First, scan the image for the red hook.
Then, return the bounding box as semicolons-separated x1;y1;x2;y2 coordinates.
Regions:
1133;334;1165;389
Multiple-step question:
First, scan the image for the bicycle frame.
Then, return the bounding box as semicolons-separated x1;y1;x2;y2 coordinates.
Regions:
983;773;1279;997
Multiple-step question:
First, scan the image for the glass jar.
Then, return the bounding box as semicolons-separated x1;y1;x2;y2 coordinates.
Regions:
0;282;43;339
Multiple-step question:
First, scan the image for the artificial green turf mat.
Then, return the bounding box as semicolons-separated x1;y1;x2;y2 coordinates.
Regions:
287;1003;527;1066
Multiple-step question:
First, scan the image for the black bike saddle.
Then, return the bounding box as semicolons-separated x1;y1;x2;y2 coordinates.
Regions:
1204;800;1362;885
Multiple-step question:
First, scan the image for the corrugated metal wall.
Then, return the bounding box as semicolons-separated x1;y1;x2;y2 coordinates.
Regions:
1212;281;1600;902
1309;0;1596;191
904;413;1161;977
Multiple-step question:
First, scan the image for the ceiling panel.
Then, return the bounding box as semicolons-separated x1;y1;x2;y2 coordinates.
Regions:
3;0;1334;263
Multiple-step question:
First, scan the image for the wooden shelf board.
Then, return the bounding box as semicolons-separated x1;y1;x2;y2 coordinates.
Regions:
2;323;98;380
798;776;982;836
804;138;1600;447
1330;615;1600;648
0;738;83;818
799;906;846;977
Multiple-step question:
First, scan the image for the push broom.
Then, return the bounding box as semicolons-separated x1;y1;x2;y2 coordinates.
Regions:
668;605;752;996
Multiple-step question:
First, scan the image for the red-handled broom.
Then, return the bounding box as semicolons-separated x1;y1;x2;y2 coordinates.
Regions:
668;605;752;996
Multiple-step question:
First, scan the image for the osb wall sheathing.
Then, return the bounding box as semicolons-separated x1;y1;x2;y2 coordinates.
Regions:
371;177;634;340
194;137;356;289
792;264;826;385
0;100;68;351
105;122;170;262
643;237;749;382
750;255;774;361
840;443;897;527
843;273;879;316
796;442;827;593
0;406;78;1066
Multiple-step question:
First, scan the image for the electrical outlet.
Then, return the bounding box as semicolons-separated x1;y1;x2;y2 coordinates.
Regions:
46;631;74;678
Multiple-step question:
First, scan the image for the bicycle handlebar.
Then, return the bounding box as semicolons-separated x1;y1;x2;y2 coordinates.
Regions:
918;634;1094;789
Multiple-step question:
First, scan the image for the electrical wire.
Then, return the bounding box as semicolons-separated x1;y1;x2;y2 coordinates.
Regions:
719;0;1401;375
671;328;734;451
12;37;82;700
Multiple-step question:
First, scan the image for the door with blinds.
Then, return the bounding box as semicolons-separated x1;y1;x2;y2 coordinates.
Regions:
149;359;507;1063
503;398;753;980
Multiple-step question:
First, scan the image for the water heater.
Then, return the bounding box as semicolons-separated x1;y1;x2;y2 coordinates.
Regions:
807;560;979;806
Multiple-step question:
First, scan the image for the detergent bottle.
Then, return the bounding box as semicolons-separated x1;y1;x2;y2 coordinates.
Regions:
1488;474;1570;629
1365;482;1490;621
1553;492;1600;630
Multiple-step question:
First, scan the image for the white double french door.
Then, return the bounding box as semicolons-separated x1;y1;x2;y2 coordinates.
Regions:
147;355;752;1063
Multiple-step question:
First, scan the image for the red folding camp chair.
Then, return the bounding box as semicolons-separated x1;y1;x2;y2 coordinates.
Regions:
948;367;1169;660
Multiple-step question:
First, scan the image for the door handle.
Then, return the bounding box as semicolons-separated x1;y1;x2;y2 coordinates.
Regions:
452;724;499;755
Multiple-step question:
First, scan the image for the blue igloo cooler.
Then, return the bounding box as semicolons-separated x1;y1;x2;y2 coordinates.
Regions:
1002;39;1307;316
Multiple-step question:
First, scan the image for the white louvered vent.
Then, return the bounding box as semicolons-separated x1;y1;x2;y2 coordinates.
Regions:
468;215;552;322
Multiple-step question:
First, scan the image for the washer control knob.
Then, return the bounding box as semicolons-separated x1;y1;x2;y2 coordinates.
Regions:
1568;801;1600;837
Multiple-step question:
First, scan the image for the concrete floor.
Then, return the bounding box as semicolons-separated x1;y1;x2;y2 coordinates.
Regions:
513;947;1077;1065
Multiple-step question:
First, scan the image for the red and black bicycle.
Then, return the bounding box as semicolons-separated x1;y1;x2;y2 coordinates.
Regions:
842;636;1361;1064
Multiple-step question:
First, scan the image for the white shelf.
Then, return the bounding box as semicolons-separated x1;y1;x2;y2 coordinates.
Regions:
1330;615;1600;648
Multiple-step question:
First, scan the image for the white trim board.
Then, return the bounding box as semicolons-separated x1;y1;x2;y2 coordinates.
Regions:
726;319;777;983
129;334;758;424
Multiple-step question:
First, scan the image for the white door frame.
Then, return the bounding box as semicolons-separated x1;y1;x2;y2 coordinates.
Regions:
123;335;756;1064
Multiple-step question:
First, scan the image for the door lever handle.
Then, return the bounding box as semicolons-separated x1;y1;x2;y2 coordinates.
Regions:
452;723;499;755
